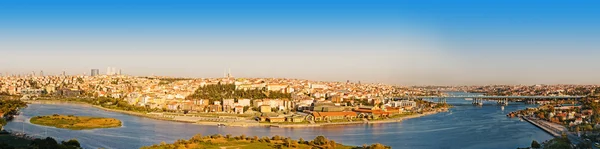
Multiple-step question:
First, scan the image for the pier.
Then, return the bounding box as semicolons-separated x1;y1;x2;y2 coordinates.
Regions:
522;116;584;144
521;116;562;137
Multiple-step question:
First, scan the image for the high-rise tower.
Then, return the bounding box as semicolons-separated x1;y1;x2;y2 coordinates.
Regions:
226;68;232;78
107;67;112;75
91;69;100;76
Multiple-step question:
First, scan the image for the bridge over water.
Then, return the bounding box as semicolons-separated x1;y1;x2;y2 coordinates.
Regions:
392;95;586;105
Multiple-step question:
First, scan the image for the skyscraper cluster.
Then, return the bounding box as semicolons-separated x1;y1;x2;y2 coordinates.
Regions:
106;67;122;76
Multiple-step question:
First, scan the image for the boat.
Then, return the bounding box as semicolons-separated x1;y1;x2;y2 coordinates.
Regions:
465;98;473;101
217;123;226;127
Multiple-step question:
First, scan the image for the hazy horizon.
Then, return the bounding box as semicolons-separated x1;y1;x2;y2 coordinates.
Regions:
2;0;600;85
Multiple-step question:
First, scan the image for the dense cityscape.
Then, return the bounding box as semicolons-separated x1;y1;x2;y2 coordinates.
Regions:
3;0;600;149
0;69;446;126
3;68;600;148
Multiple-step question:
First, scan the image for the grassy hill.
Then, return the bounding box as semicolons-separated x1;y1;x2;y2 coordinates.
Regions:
142;134;390;149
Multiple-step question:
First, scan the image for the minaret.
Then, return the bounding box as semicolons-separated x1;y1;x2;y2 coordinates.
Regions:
227;68;231;78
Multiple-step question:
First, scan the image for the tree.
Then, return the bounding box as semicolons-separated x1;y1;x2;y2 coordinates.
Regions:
62;139;81;148
368;143;388;149
298;138;305;144
584;124;593;131
313;136;328;145
272;135;281;141
191;134;203;142
0;143;14;149
30;137;59;149
0;119;7;126
329;140;336;148
576;142;591;149
543;136;572;149
531;140;541;148
284;137;292;148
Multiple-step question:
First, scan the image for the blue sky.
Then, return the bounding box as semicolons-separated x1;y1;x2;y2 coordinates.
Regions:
1;0;599;85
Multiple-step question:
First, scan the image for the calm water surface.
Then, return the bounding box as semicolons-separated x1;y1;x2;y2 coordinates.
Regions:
5;93;553;149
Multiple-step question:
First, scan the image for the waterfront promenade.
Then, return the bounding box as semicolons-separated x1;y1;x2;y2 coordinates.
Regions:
25;100;445;128
522;116;562;137
522;116;582;144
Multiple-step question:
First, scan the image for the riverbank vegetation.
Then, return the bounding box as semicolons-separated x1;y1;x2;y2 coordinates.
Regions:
0;134;81;149
0;99;28;117
0;99;28;129
30;114;121;130
141;134;390;149
542;136;572;149
517;136;571;149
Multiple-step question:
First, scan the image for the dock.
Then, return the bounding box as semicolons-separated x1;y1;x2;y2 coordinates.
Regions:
522;116;562;137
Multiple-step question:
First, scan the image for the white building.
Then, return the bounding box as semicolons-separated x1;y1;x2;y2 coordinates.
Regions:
391;100;416;108
223;99;235;107
310;84;328;90
266;84;288;92
237;99;251;107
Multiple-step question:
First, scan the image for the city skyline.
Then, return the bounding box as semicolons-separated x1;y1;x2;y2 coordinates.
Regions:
2;0;600;85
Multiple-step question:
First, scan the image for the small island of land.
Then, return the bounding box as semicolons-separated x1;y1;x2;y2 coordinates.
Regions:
142;134;390;149
29;114;122;130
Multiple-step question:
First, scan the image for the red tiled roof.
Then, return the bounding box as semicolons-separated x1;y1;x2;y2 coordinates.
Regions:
312;111;357;117
353;109;390;115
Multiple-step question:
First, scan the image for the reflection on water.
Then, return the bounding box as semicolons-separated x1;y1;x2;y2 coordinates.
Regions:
5;93;552;149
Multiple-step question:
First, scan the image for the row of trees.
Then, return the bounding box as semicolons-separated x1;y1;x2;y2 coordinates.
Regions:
187;84;291;103
0;99;28;129
29;137;81;149
93;97;156;112
0;137;81;149
0;99;28;115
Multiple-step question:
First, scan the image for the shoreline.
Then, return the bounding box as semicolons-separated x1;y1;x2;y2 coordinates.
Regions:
521;116;562;137
26;100;190;123
25;100;446;128
259;110;445;128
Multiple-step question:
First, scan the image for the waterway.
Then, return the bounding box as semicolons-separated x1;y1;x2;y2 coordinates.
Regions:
4;92;553;149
